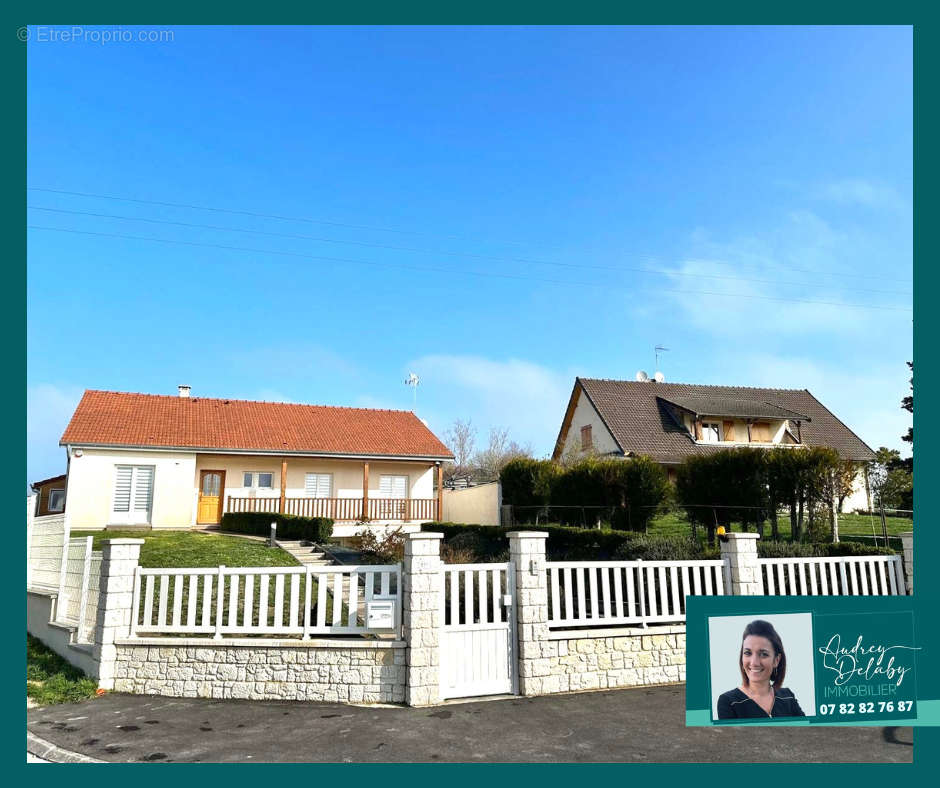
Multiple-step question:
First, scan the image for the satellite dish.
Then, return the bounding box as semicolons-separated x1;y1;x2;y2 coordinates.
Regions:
654;371;665;383
635;370;649;382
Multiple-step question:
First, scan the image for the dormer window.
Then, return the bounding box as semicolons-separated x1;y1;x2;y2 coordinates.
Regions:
701;422;722;443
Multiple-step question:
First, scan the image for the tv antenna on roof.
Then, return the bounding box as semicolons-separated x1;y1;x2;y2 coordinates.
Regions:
654;345;670;378
404;372;420;411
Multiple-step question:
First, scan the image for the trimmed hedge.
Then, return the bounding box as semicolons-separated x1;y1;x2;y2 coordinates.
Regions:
220;512;334;543
422;522;713;561
757;539;894;558
498;458;557;511
500;456;669;532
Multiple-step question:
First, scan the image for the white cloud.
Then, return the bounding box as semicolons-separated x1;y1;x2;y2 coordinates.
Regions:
661;256;869;337
27;383;84;487
407;355;574;456
816;178;908;212
658;209;908;339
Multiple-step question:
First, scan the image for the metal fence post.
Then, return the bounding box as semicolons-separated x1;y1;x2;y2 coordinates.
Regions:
214;565;226;639
637;559;647;628
76;536;93;642
129;566;141;637
303;565;312;639
56;527;71;615
26;495;36;588
270;521;277;548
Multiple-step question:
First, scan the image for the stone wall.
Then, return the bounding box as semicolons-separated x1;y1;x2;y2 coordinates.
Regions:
525;626;685;695
112;638;406;703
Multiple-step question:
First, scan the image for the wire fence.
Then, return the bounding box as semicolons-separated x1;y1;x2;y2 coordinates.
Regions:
502;502;911;548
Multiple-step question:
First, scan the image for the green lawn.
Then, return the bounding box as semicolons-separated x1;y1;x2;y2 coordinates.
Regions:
69;530;355;632
27;634;98;706
645;510;912;542
71;529;300;568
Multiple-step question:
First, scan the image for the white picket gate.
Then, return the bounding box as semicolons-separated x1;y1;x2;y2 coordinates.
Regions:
439;562;517;700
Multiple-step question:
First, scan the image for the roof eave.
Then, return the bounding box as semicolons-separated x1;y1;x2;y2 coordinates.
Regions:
60;441;454;462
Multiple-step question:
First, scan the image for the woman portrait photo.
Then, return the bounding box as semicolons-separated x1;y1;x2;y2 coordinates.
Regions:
717;619;806;719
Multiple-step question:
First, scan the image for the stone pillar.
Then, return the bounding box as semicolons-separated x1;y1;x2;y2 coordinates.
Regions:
402;531;443;706
93;539;144;689
508;531;552;696
719;533;763;596
900;531;913;594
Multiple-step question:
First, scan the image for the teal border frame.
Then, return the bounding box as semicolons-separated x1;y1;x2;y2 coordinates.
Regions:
10;8;930;776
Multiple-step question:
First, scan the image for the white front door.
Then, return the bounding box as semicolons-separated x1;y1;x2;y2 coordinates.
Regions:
111;465;154;525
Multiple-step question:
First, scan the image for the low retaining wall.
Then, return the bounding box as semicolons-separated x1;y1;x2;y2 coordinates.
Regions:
537;626;686;695
111;638;407;703
27;590;99;677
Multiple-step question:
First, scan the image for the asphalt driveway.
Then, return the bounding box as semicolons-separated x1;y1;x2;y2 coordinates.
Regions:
27;684;913;763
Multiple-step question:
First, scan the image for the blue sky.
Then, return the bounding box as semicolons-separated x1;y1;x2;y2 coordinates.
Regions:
27;25;913;483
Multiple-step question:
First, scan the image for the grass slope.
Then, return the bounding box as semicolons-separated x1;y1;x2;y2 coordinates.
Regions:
27;634;98;706
70;529;300;568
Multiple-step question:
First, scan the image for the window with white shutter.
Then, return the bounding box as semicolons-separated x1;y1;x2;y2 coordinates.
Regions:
112;465;154;524
304;473;332;497
379;475;408;499
113;466;133;512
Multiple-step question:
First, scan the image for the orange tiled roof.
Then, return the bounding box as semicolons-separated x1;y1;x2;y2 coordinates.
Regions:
61;390;454;459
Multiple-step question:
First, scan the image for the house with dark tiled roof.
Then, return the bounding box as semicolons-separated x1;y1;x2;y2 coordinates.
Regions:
59;386;453;534
552;378;876;511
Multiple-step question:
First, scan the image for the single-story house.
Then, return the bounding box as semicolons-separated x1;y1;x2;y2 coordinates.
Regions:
31;474;67;516
59;386;454;534
552;377;876;511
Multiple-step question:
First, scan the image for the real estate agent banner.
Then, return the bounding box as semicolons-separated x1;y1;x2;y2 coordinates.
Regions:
685;596;934;726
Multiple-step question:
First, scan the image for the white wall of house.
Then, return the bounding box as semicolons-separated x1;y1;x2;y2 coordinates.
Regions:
66;448;198;529
562;392;621;458
842;467;871;513
65;450;436;530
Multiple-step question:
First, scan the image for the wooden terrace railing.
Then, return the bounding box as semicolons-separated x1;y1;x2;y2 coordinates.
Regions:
225;496;438;522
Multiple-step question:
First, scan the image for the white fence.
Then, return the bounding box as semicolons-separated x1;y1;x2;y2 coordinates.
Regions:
27;513;68;591
131;564;401;638
546;559;727;629
759;555;906;596
53;536;103;643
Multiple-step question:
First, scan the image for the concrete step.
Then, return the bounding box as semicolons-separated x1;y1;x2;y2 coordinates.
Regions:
276;540;335;567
